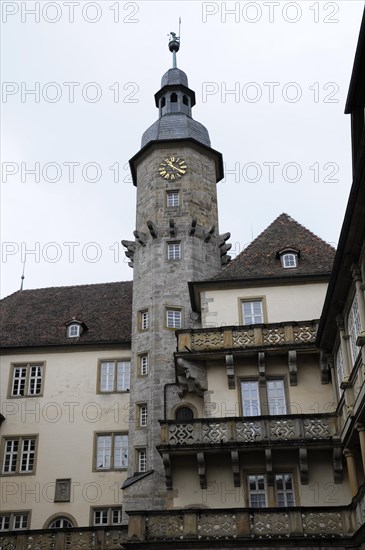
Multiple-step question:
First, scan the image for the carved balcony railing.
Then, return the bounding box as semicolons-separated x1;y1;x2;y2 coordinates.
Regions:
127;488;365;543
160;414;339;449
0;526;128;550
176;321;318;354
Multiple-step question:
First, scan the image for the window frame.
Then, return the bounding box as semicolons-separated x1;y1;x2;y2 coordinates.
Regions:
1;435;38;476
240;377;288;417
167;241;181;260
67;323;81;338
166;308;182;329
9;363;45;398
245;471;297;507
138;404;148;427
98;359;131;393
91;506;123;527
139;354;149;376
281;253;297;268
166;190;179;208
239;297;266;325
139;310;149;331
94;432;128;471
137;448;147;473
0;511;30;531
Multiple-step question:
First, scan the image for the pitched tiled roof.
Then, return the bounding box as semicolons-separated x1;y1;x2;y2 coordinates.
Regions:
214;213;335;280
0;281;132;348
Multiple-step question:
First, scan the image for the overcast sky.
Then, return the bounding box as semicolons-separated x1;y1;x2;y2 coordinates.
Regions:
1;0;364;298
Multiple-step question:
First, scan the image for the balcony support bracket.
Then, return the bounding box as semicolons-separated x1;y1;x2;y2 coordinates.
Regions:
197;452;207;489
299;448;309;485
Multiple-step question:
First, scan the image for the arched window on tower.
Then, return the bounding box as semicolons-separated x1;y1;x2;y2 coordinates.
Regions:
182;95;188;106
175;406;194;421
170;93;178;103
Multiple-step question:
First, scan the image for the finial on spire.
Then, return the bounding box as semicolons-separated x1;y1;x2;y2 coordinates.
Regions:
20;258;26;291
168;18;181;68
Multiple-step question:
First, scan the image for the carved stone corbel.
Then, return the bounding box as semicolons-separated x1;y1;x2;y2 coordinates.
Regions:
189;219;197;236
265;448;273;486
231;450;240;487
176;358;208;397
333;447;343;484
204;225;215;243
258;352;266;387
133;230;146;246
288;351;297;386
226;354;235;389
299;448;308;484
162;452;172;490
147;220;158;239
197;452;207;489
169;219;176;237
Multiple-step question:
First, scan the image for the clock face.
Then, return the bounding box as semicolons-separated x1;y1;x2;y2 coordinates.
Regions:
159;156;187;180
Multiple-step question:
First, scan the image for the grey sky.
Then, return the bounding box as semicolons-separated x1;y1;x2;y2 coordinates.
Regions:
1;0;364;298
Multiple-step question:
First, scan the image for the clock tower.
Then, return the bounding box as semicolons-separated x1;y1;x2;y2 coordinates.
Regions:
122;32;229;513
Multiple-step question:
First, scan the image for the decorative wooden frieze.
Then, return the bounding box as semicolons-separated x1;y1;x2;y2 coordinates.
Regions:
226;354;235;389
299;448;308;484
288;350;297;386
197;452;207;489
333;446;343;484
231;450;240;487
162;452;172;490
258;352;266;386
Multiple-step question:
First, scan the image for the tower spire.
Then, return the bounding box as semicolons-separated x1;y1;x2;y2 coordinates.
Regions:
168;19;181;68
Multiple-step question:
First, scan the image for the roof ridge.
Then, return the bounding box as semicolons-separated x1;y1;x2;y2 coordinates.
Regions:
1;280;132;301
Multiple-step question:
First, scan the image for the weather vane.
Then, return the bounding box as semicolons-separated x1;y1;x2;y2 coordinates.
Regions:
168;17;181;69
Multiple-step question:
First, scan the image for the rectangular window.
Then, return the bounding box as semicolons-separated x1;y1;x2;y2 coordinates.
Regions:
242;300;263;324
167;191;179;207
241;379;286;416
139;404;148;427
167;242;181;260
2;437;37;474
248;474;267;507
138;449;147;472
92;507;123;527
0;512;29;531
348;294;361;365
140;310;149;331
241;381;260;416
11;364;43;397
100;360;130;392
95;433;128;470
140;354;149;376
267;379;286;415
166;309;182;329
275;474;295;507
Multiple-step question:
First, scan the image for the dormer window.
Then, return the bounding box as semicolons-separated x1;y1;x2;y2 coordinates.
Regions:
68;324;80;338
65;320;86;338
282;253;297;268
277;248;300;269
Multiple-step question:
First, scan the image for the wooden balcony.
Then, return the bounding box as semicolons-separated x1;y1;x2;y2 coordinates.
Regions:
160;414;339;449
176;320;318;354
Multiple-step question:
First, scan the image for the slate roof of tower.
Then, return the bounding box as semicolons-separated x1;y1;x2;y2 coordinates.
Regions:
161;68;189;87
0;281;132;348
141;114;211;148
214;213;335;280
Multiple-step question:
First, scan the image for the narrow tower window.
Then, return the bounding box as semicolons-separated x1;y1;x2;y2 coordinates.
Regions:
170;93;177;103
